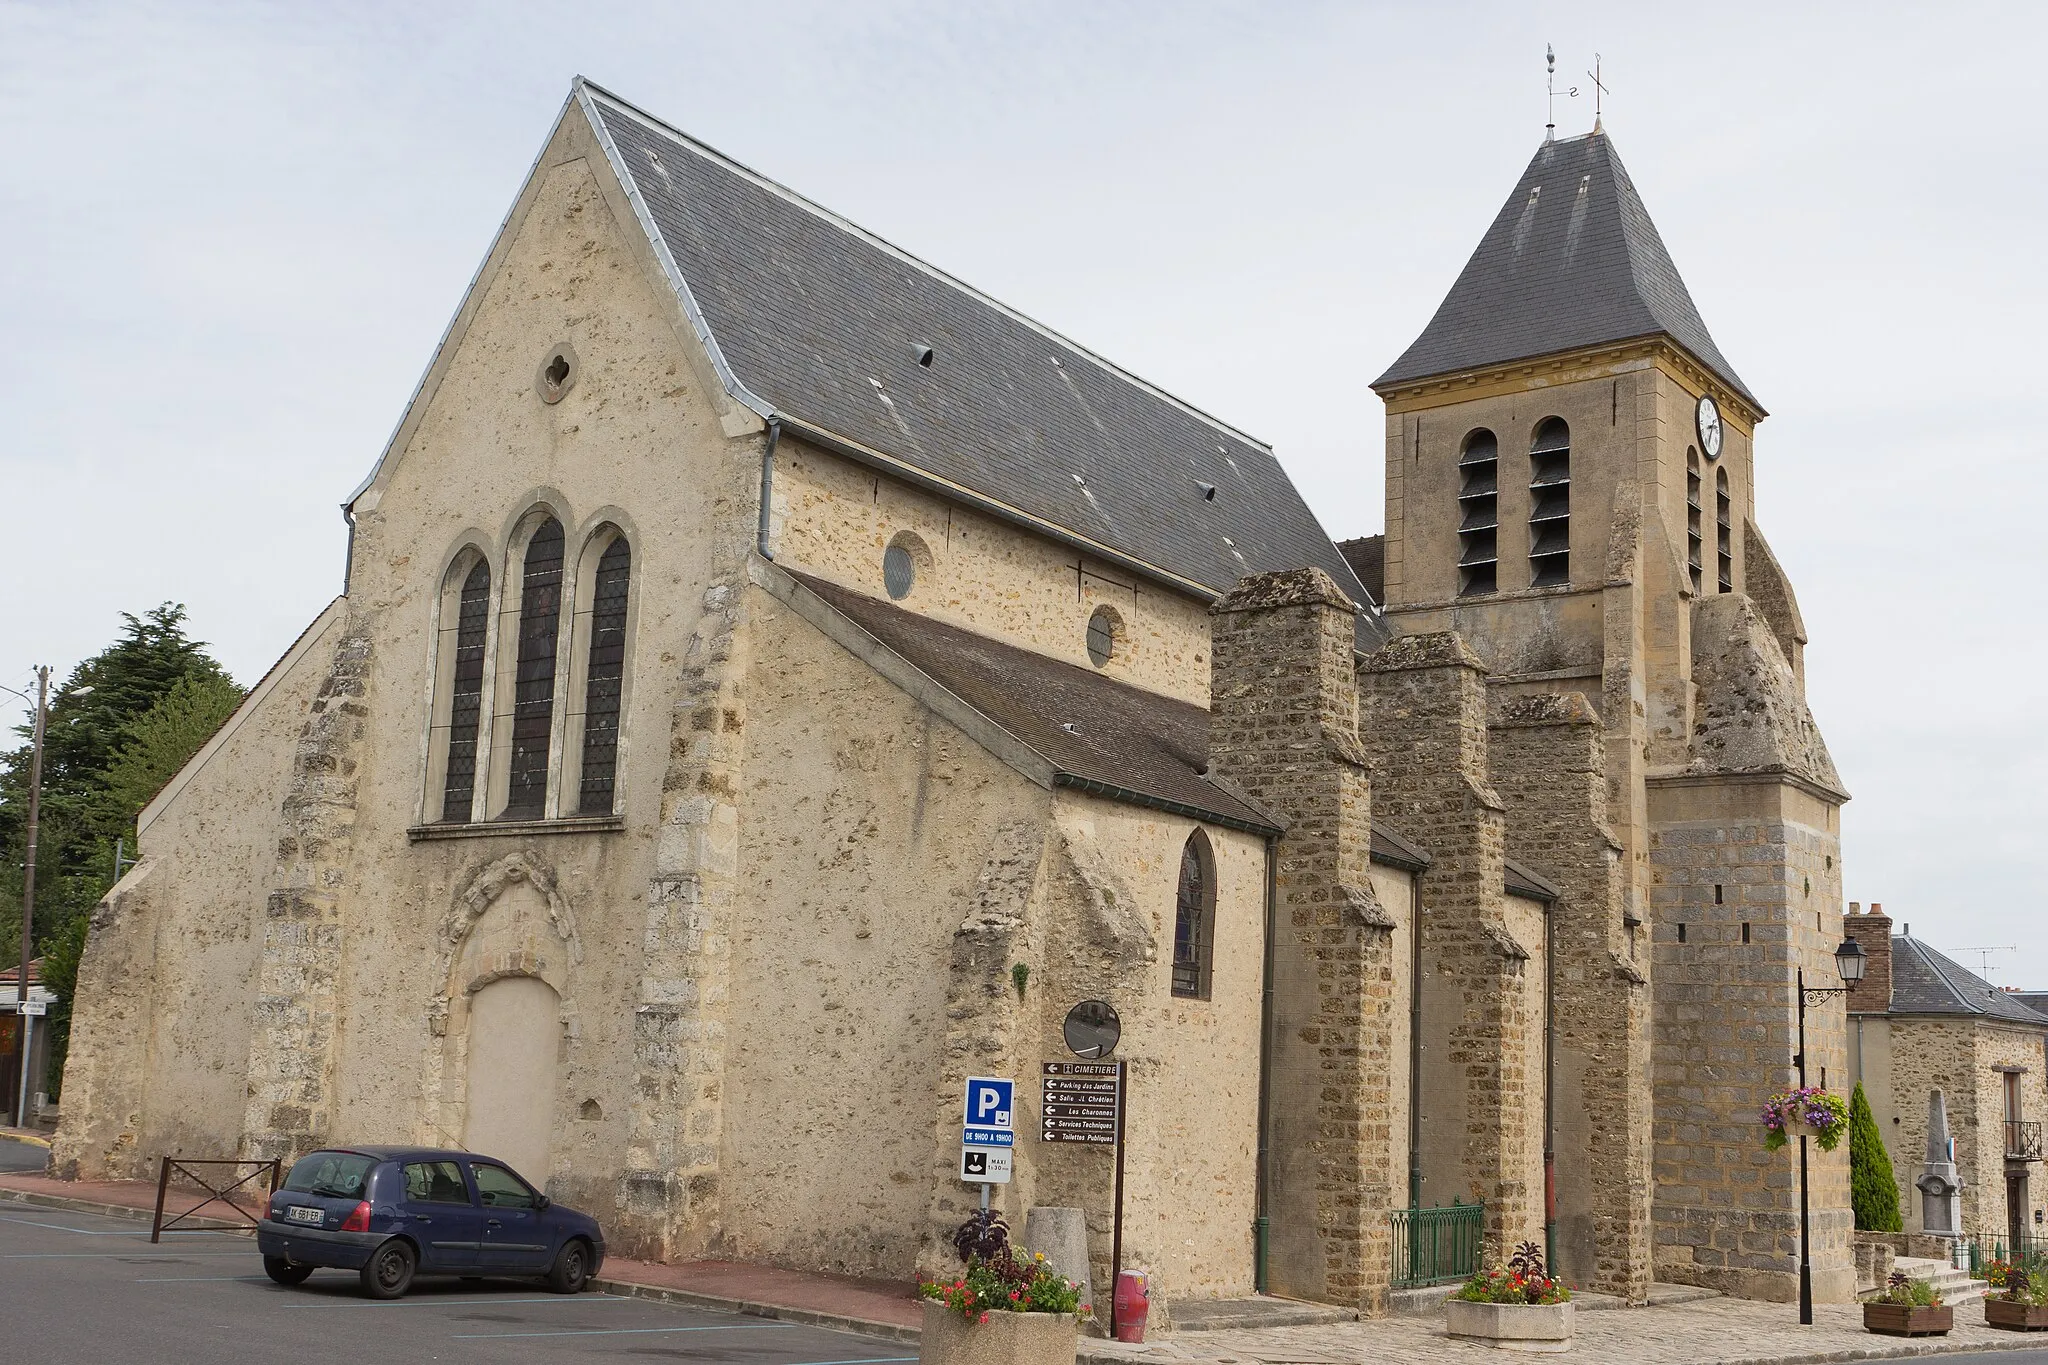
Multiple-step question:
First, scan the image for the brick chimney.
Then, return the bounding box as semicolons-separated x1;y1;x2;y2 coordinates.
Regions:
1843;901;1893;1014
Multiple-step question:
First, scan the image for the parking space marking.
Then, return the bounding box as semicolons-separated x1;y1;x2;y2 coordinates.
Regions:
134;1275;272;1282
5;1251;254;1260
450;1322;793;1340
280;1293;637;1310
778;1358;917;1365
0;1216;175;1236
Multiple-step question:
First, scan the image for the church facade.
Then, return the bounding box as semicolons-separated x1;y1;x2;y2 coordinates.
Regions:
53;81;1857;1313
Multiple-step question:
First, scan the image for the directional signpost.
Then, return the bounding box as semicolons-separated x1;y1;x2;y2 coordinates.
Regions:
1041;1062;1120;1144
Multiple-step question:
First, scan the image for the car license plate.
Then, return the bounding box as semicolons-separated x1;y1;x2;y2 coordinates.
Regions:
285;1205;324;1225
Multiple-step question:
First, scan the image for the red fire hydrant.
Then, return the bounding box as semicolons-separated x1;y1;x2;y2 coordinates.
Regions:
1112;1269;1150;1343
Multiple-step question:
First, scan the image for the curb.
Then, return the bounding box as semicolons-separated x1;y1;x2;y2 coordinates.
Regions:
590;1276;922;1344
1073;1329;2048;1365
0;1130;52;1149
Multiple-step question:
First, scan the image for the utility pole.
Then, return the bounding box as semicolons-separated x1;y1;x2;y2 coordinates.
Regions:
14;666;48;1127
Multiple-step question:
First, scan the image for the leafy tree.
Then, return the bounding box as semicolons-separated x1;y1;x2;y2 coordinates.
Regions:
0;604;241;1099
97;673;246;832
1850;1080;1903;1232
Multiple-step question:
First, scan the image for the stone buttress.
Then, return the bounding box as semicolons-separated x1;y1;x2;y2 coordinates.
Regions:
1207;568;1396;1316
1488;692;1651;1298
1361;631;1534;1257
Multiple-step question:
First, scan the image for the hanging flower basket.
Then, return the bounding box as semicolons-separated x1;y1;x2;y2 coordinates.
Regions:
1761;1087;1849;1152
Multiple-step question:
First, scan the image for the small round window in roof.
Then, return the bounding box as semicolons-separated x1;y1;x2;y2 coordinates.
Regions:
1086;605;1124;668
883;531;931;601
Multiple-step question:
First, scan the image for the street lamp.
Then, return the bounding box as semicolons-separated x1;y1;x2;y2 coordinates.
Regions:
1793;935;1868;1324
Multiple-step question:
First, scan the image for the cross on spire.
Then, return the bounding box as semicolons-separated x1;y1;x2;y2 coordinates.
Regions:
1586;54;1609;132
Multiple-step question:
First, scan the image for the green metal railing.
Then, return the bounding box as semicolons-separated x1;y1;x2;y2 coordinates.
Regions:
1391;1200;1484;1288
1966;1233;2048;1279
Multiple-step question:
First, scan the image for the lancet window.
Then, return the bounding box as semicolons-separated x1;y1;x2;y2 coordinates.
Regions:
1457;430;1499;597
575;534;631;815
438;557;492;822
503;517;565;820
1172;830;1216;1000
1686;448;1704;594
1716;468;1733;593
1528;418;1571;588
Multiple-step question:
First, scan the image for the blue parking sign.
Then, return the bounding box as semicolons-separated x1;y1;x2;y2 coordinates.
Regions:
963;1076;1015;1131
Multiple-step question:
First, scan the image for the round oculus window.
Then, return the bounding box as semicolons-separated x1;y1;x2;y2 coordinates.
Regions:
883;543;916;599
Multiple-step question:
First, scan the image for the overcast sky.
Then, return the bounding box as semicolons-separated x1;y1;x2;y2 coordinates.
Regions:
3;2;2043;979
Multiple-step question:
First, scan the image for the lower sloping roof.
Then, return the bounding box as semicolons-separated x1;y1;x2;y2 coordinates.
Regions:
782;570;1279;835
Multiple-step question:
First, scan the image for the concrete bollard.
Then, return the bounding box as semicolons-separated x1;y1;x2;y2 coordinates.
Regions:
1023;1206;1093;1324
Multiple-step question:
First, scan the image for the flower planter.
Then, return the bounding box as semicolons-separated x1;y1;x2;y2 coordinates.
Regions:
1863;1302;1953;1337
1986;1299;2048;1331
918;1301;1078;1365
1444;1300;1574;1353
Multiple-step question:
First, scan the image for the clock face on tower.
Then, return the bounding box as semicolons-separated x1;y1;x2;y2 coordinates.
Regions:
1696;395;1724;460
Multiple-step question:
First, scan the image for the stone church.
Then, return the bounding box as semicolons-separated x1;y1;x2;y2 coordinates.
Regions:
54;80;1858;1313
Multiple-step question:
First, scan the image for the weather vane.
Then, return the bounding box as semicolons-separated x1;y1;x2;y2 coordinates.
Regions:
1545;45;1580;143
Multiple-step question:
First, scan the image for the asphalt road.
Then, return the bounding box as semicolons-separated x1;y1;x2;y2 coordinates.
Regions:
0;1203;915;1365
0;1136;49;1173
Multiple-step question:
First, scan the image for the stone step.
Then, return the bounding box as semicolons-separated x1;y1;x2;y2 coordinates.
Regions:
1891;1256;1989;1304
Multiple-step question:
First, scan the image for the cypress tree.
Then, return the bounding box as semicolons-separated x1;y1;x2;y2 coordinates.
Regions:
1850;1080;1903;1232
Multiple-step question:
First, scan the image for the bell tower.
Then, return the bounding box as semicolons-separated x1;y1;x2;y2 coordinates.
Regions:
1369;129;1856;1303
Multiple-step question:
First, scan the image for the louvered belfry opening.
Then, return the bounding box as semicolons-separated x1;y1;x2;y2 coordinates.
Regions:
1686;448;1705;594
504;517;565;820
1528;418;1571;588
439;558;491;822
577;536;632;815
1715;468;1733;592
1457;429;1500;596
1172;830;1215;999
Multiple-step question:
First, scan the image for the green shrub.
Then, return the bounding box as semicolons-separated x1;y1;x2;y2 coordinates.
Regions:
1848;1081;1903;1232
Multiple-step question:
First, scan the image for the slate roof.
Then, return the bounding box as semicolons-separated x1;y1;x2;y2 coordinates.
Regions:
578;82;1384;638
792;572;1280;835
1374;132;1757;408
2013;993;2048;1021
1886;936;2048;1025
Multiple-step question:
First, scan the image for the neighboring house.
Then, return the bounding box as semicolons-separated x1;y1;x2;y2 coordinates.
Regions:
51;80;1859;1313
1845;905;2048;1250
0;958;60;1127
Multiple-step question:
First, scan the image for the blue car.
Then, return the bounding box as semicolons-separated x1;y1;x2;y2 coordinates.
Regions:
256;1146;605;1299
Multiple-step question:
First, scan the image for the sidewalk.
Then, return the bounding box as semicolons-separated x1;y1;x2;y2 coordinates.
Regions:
1078;1296;2045;1365
0;1156;2035;1364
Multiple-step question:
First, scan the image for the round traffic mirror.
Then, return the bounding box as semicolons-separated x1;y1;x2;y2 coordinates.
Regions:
1062;999;1121;1059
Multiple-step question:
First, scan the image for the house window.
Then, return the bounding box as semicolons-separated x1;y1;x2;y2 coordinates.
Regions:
1172;830;1216;999
575;534;631;815
503;516;564;820
438;556;492;822
1086;605;1123;668
1716;468;1733;593
1686;448;1704;594
1457;430;1499;596
1528;418;1570;587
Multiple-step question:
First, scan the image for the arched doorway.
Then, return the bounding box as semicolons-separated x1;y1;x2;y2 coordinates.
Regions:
462;975;560;1186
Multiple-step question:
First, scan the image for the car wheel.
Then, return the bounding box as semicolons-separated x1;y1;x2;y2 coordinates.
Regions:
263;1256;314;1286
545;1239;590;1294
359;1239;417;1299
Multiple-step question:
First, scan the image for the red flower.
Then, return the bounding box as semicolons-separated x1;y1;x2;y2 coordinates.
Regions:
979;1312;990;1325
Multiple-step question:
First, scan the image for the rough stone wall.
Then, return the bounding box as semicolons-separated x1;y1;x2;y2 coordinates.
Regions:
771;442;1213;706
1019;800;1267;1313
1741;520;1808;688
240;612;377;1162
1646;777;1852;1302
722;586;1043;1276
52;606;345;1179
1488;692;1651;1298
1208;567;1398;1314
1884;1020;2048;1242
1969;1025;2048;1241
1362;631;1535;1258
1686;594;1841;794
